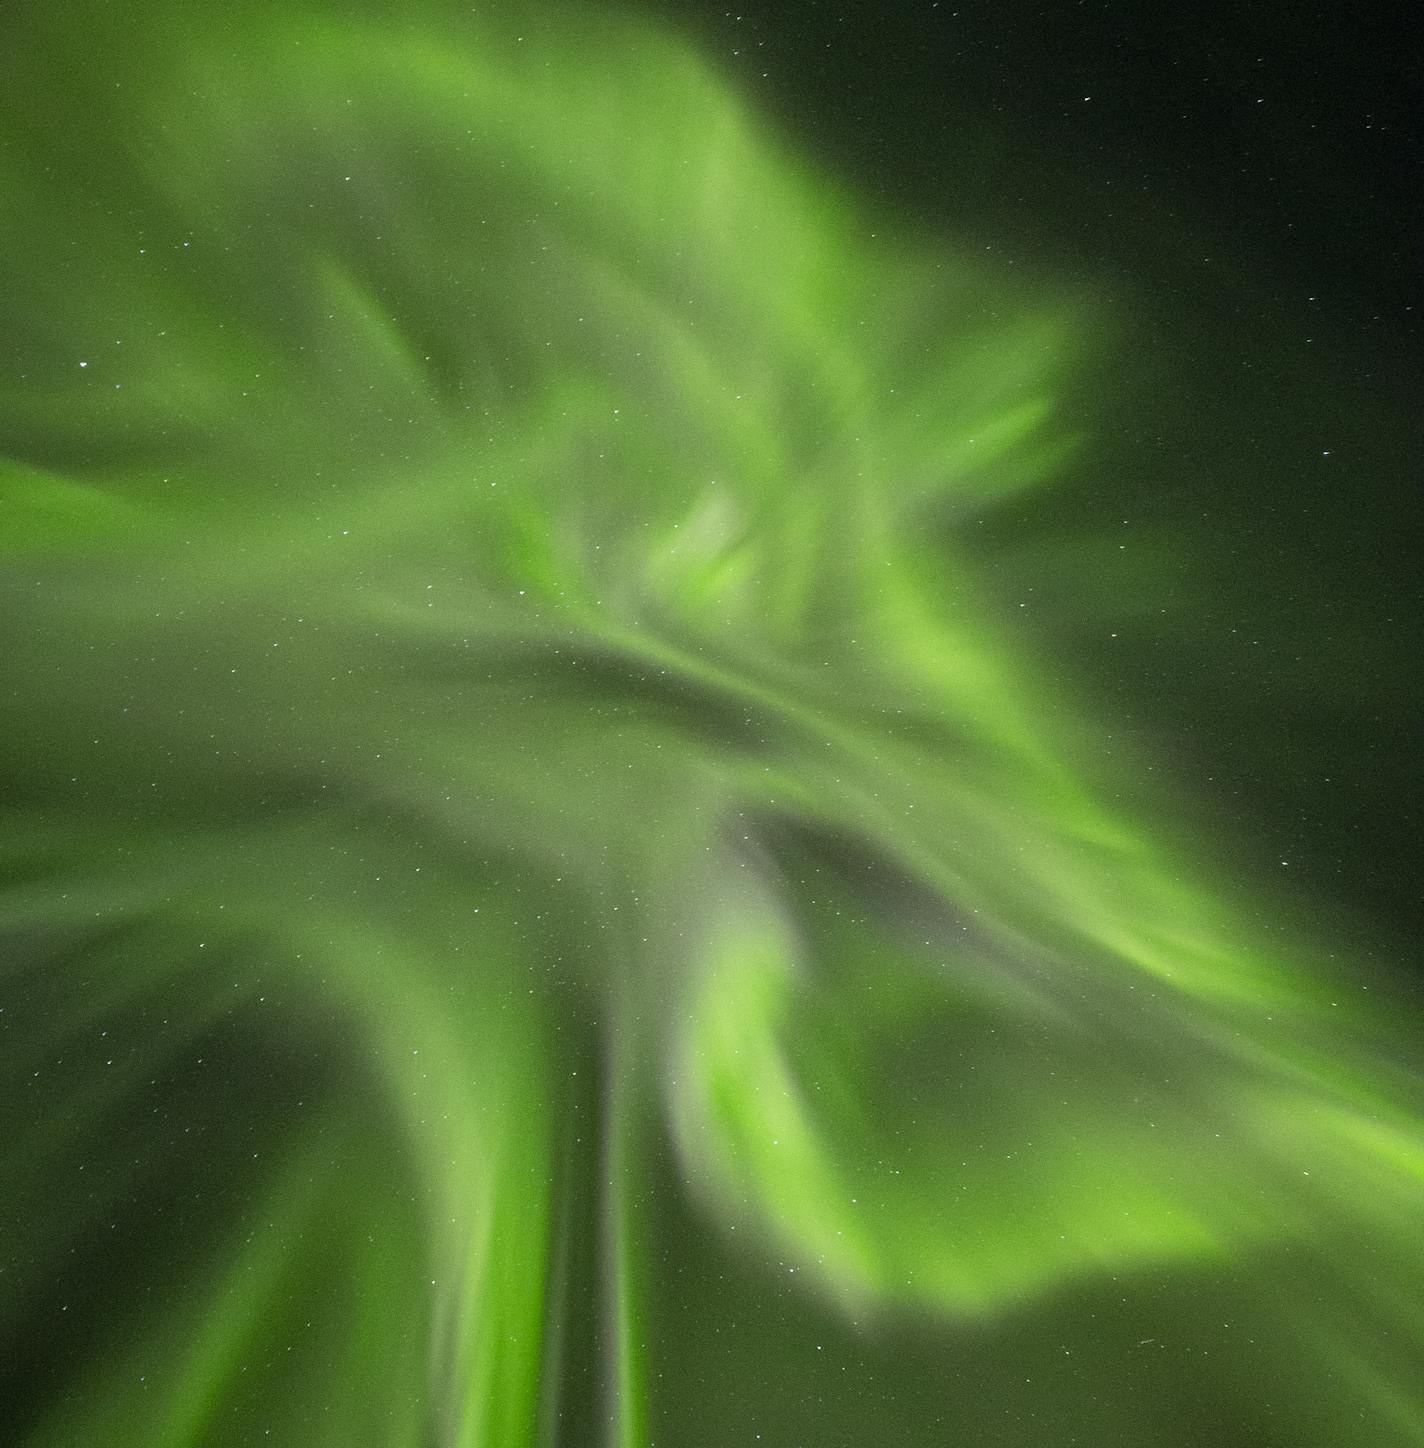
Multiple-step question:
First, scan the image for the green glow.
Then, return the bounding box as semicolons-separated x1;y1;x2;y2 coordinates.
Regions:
1;2;1420;1445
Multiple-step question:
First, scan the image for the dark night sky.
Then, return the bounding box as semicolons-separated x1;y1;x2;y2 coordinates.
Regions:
655;0;1422;947
687;1;1420;321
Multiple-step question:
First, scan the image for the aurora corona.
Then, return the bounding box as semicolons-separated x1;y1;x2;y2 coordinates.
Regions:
1;2;1420;1446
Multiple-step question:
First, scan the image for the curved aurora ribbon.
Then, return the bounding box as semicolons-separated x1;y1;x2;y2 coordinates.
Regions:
1;3;1421;1446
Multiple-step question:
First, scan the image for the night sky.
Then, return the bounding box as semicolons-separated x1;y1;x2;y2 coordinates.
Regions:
686;0;1422;934
2;2;1420;1446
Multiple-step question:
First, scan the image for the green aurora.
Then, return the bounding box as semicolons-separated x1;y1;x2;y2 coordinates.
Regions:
1;2;1420;1446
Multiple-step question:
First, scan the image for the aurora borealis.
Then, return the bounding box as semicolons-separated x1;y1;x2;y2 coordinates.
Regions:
2;1;1420;1445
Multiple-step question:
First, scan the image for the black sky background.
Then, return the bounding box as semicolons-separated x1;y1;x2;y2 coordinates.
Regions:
657;0;1421;951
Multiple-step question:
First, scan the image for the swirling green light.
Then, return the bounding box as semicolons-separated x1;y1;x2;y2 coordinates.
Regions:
2;2;1420;1446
